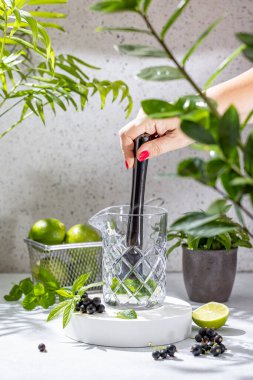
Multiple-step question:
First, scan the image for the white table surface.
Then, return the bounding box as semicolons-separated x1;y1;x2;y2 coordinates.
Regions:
1;273;253;380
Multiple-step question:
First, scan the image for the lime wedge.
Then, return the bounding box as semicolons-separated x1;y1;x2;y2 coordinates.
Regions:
192;302;229;329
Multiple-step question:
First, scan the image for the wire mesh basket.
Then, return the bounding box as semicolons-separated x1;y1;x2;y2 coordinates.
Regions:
25;238;103;291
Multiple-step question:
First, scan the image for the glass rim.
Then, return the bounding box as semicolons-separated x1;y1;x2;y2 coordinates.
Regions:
97;204;168;217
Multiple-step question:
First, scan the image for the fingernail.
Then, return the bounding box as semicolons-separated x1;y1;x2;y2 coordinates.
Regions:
139;150;150;162
125;160;129;170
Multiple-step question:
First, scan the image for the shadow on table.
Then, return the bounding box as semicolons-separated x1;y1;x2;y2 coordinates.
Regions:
0;302;48;337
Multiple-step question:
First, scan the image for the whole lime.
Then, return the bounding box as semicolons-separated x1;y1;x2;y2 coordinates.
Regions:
29;218;66;245
65;224;101;243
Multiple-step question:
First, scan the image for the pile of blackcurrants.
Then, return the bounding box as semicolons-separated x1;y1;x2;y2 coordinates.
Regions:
75;293;105;315
152;344;177;360
191;327;227;357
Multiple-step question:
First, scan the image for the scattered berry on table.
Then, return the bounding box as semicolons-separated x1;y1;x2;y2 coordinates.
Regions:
211;345;222;357
203;335;210;343
206;328;216;339
214;335;223;344
191;344;202;357
198;327;207;337
219;343;227;354
160;349;168;359
195;334;202;342
166;344;177;357
38;343;46;353
152;351;160;360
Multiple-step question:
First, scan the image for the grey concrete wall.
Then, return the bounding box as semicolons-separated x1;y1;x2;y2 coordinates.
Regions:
0;0;252;272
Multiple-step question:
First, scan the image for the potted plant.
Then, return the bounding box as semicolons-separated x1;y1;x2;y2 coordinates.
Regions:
167;200;252;303
91;0;253;244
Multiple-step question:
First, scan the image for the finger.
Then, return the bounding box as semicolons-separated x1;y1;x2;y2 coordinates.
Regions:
119;133;135;169
137;129;193;161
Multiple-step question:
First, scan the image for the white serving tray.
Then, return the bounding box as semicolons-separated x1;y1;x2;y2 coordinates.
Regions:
65;296;192;348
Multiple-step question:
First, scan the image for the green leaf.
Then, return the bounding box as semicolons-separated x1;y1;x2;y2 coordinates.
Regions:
221;171;242;200
236;32;253;47
22;292;38;310
206;199;231;215
72;272;91;293
216;233;232;251
56;289;74;298
116;309;138;319
181;120;215;144
47;300;70;322
166;241;181;256
204;45;245;89
243;47;253;62
34;283;45;296
4;284;23;301
230;177;253;186
39;292;56;309
96;26;151;35
241;109;253;130
143;0;152;14
62;300;76;328
141;99;175;115
18;278;34;295
30;11;66;19
137;66;184;81
182;19;221;65
244;130;253;177
90;0;140;13
160;0;190;40
171;212;219;231
115;44;167;58
187;221;236;238
206;159;228;181
177;157;212;185
219;106;240;158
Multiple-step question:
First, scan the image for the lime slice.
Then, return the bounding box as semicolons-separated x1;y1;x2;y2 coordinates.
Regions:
192;302;229;329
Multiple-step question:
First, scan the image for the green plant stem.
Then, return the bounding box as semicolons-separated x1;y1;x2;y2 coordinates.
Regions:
140;13;220;118
0;98;24;118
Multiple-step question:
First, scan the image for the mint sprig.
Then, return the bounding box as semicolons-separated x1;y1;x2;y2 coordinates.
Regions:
4;270;59;310
116;309;138;320
47;272;104;328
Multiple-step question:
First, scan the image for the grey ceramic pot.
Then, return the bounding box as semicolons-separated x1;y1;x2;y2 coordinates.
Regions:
182;246;238;303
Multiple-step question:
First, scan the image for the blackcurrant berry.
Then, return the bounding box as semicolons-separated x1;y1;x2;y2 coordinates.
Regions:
97;304;105;313
152;351;160;360
82;297;92;306
195;334;202;343
219;343;227;354
80;304;87;313
38;343;46;352
214;335;223;344
92;297;101;306
82;292;88;298
198;327;207;337
86;304;96;314
75;306;80;312
211;345;221;357
166;344;177;357
76;301;83;308
206;328;216;339
191;345;202;357
201;343;210;354
160;349;168;359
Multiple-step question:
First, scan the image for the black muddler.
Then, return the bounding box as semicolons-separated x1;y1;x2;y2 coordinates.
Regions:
121;133;150;277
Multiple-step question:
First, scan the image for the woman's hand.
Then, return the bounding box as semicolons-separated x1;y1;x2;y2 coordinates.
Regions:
119;109;193;169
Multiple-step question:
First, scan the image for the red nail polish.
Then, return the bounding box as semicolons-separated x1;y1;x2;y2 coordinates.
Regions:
125;160;129;170
139;150;150;162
